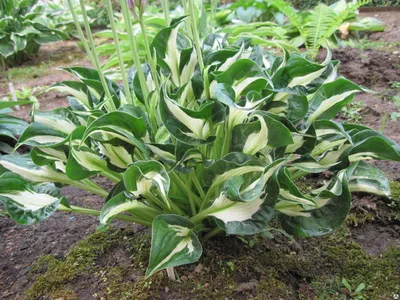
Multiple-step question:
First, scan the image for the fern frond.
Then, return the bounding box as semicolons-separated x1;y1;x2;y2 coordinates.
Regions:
267;0;304;33
304;0;370;59
304;4;339;59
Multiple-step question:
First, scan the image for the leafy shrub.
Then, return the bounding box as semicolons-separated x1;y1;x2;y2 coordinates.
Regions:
0;1;399;278
215;0;384;58
0;0;87;69
267;0;383;58
0;99;31;154
292;0;400;9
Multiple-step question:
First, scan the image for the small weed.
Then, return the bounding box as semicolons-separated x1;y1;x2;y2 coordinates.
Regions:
1;86;44;109
341;101;364;123
391;81;400;89
342;278;367;299
391;112;400;121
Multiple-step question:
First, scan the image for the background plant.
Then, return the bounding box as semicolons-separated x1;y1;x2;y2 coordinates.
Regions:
0;99;32;154
0;0;399;280
0;0;85;69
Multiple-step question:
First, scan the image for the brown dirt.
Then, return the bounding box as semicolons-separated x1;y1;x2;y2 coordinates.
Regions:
0;185;103;299
0;10;399;300
0;40;91;121
332;10;400;179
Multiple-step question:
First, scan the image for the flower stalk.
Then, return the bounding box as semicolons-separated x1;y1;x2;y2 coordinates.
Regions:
105;0;134;104
76;0;117;112
187;0;204;71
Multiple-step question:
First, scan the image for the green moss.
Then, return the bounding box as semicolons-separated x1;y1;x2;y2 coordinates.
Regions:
24;224;399;299
346;211;375;226
390;181;400;203
24;230;119;300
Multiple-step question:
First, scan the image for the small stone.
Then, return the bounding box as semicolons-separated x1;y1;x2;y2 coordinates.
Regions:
194;263;203;274
393;51;399;55
289;241;302;252
180;275;189;282
204;283;210;288
165;287;170;293
235;279;258;292
55;298;65;300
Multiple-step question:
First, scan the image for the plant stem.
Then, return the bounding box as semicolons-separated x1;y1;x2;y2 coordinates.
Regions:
204;227;224;240
166;267;175;280
66;0;95;65
181;0;193;37
169;171;202;207
190;172;205;198
161;0;170;27
77;0;117;112
138;18;160;91
187;0;204;72
65;179;108;198
105;0;133;104
210;0;220;33
58;205;152;226
119;0;149;101
0;56;5;71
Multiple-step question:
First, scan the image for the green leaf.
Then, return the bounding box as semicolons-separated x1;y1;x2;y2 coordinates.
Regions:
0;100;34;110
278;167;353;237
124;161;170;199
0;38;15;58
99;192;159;227
0;154;71;183
146;215;202;278
159;86;215;145
82;106;148;156
0;172;66;225
11;34;27;52
307;78;364;123
215;171;281;235
231;112;293;155
0;114;29;138
349;161;391;197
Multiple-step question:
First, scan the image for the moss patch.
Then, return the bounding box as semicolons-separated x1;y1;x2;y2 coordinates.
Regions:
24;224;400;299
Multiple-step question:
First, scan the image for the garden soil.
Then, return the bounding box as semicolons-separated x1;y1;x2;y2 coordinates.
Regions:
0;11;399;299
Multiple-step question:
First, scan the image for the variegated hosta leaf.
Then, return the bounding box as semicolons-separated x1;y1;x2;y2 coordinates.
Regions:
222;159;287;202
213;83;268;128
0;154;71;183
289;155;338;174
203;152;266;188
278;164;356;237
203;170;281;235
123;161;170;199
231;112;293;155
159;86;215;145
347;129;400;163
211;58;269;100
67;145;123;181
18;108;80;148
0;172;67;225
49;81;95;110
306;78;364;123
82;105;148;156
99;192;160;227
349;161;391;197
146;215;202;278
271;53;329;93
150;18;191;87
0;114;29;140
61;67;122;109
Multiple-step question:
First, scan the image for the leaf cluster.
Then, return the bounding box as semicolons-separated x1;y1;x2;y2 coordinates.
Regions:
0;16;399;277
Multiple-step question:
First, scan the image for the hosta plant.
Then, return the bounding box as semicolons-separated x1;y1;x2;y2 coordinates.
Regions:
0;99;31;154
0;0;70;69
1;0;399;279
